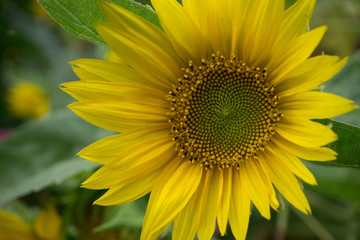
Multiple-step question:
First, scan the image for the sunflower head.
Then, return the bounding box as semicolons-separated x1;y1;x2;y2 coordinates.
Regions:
62;0;357;239
168;54;282;169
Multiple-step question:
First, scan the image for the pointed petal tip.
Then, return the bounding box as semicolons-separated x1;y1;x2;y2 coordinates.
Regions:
299;201;312;215
97;0;113;10
262;211;271;220
81;174;101;189
94;22;106;32
66;102;77;110
68;60;76;65
94;22;112;36
332;132;339;142
97;0;107;8
76;149;82;157
98;0;121;14
317;25;328;34
270;194;280;211
69;58;95;67
81;181;98;190
305;176;318;186
337;100;358;115
93;198;108;206
76;144;91;157
80;180;89;188
342;56;349;63
59;84;67;93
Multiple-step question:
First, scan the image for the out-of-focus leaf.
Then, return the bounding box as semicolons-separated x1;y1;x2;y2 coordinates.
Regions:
315;119;360;169
36;0;161;46
95;197;147;231
307;163;360;202
0;109;110;205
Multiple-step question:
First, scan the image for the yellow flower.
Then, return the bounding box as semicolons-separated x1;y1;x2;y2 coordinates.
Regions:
0;204;63;240
62;1;357;239
6;82;49;119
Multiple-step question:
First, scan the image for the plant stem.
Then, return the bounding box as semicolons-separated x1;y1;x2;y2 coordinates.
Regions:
294;210;335;240
274;205;289;240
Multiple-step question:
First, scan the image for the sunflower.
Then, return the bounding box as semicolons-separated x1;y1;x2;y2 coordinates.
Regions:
61;0;357;239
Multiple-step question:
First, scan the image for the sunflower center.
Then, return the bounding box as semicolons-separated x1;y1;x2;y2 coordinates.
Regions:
167;54;281;169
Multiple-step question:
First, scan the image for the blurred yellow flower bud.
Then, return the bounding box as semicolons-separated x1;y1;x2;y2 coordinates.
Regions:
6;82;49;120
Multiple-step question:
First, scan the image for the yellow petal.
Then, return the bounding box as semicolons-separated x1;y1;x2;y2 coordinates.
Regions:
104;50;124;63
172;169;212;240
197;169;223;240
271;134;337;161
240;160;271;219
266;142;317;185
275;117;338;148
0;210;35;240
69;59;148;85
275;56;347;97
258;151;311;214
94;166;162;206
279;91;357;119
251;159;280;210
82;135;175;189
276;0;315;48
228;168;251;240
268;26;327;84
99;1;183;67
95;23;179;90
205;0;225;53
79;124;169;164
68;101;168;132
182;0;208;37
207;0;246;56
239;0;284;67
216;168;232;236
229;0;251;58
61;80;166;106
141;161;203;240
34;204;62;240
151;0;206;63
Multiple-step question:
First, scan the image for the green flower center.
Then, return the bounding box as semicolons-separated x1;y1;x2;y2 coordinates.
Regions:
168;54;281;169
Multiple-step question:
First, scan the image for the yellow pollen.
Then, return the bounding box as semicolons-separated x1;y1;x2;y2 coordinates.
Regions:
167;54;281;169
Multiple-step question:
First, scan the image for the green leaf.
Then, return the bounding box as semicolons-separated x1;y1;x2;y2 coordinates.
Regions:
315;119;360;169
0;109;110;205
37;0;161;46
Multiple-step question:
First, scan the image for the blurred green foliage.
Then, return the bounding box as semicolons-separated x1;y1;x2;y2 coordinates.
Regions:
0;109;106;205
312;0;360;57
